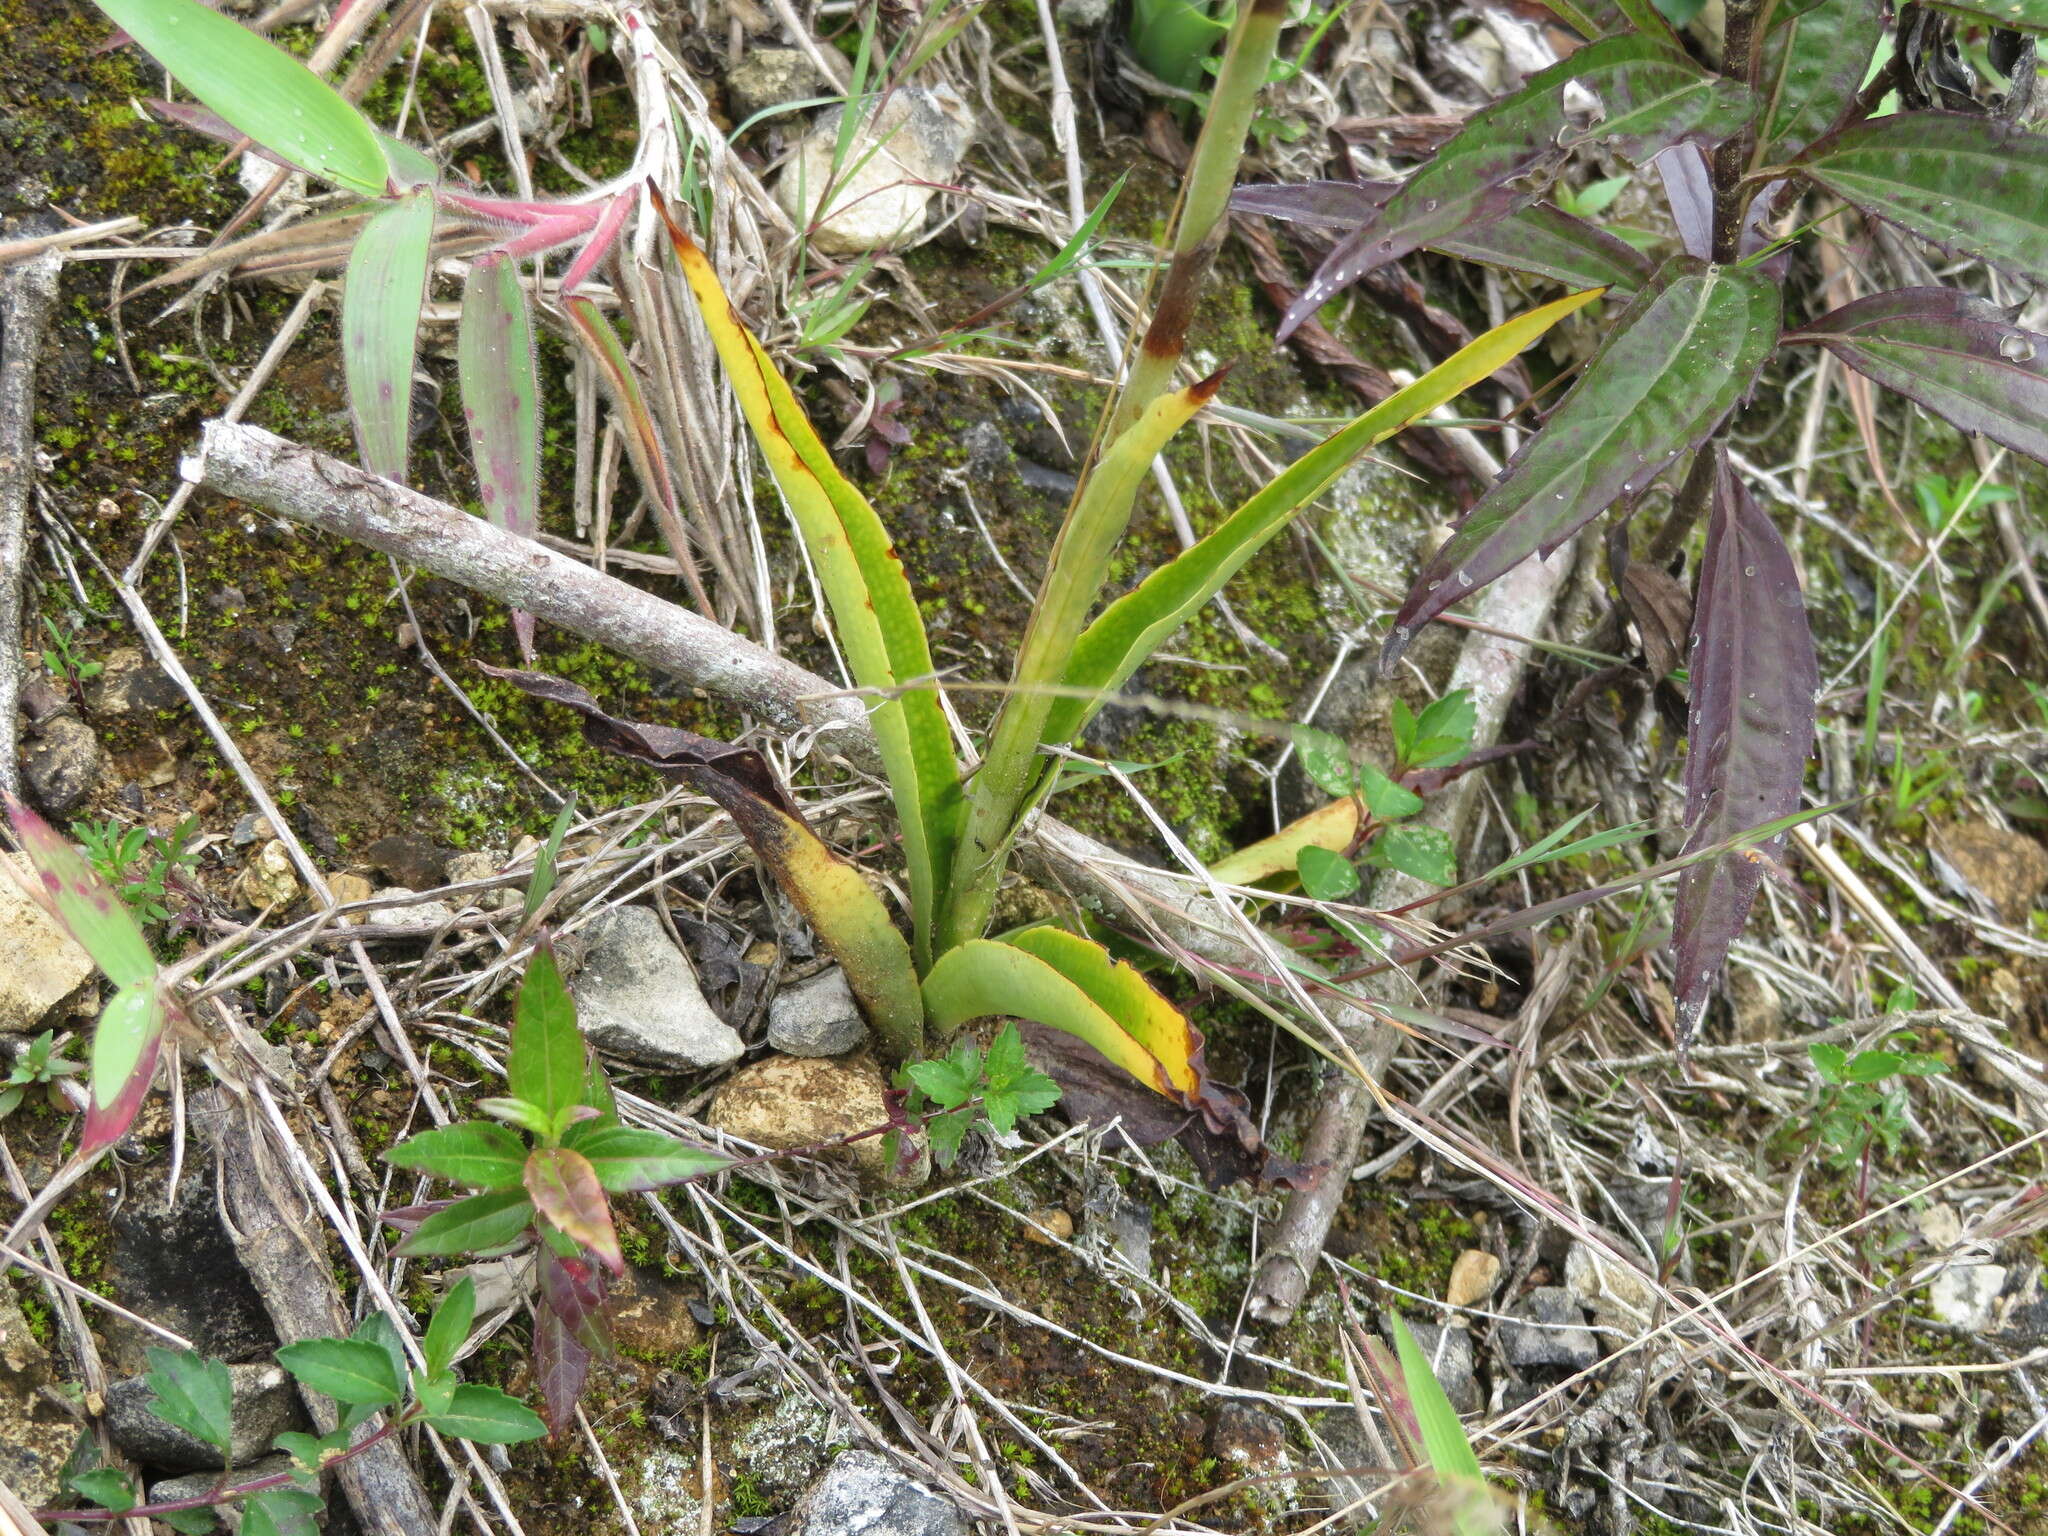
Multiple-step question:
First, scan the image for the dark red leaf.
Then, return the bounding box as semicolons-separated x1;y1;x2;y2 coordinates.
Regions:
1671;449;1818;1040
524;1148;622;1273
532;1299;592;1436
1784;286;2048;467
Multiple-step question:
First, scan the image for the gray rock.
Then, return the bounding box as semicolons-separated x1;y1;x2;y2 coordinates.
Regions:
446;850;516;910
775;86;976;254
0;852;95;1035
149;1453;299;1532
0;1279;78;1506
1498;1287;1600;1372
1930;1264;2008;1330
791;1450;967;1536
768;969;868;1057
1386;1318;1480;1414
1056;0;1114;27
360;887;457;933
105;1173;275;1373
22;712;102;816
1083;1189;1152;1279
1208;1402;1290;1474
86;648;182;718
365;835;447;890
106;1361;304;1471
725;48;826;125
572;906;744;1070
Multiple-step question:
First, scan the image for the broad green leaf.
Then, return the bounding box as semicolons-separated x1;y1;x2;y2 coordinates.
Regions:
384;1121;529;1189
85;986;167;1156
1809;1042;1848;1082
343;192;434;482
1296;845;1361;901
1389;1312;1484;1482
394;1189;536;1257
91;0;388;194
459;255;541;544
1293;725;1355;799
67;1467;136;1513
560;1125;730;1191
422;1277;475;1379
1758;0;1884;160
243;1487;324;1536
1572;37;1752;163
509;943;586;1124
524;1147;621;1272
274;1428;351;1475
1925;0;2048;31
275;1337;402;1408
1786;288;2048;468
160;1505;218;1534
1366;824;1459;887
661;202;961;971
1209;800;1360;888
1797;114;2048;288
1049;287;1602;745
1386;260;1780;669
143;1347;235;1460
379;132;439;191
1403;690;1477;770
352;1309;409;1392
420;1383;548;1444
1358;763;1422;821
3;795;157;988
1845;1050;1905;1084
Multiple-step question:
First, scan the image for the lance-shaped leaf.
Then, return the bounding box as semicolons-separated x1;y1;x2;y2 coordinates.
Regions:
1208;799;1361;889
393;1188;536;1256
459;254;542;656
525;1147;621;1273
561;1124;730;1191
1785;287;2048;467
344;191;435;482
1234;182;1655;300
923;928;1303;1188
482;668;926;1061
562;295;684;546
4;795;157;990
656;195;961;971
1797;114;2048;288
1272;38;1746;338
1671;450;1817;1040
533;1246;607;1434
1384;260;1781;671
420;1385;548;1444
384;1121;529;1189
1759;0;1885;160
1925;0;2048;31
92;0;389;195
508;941;587;1124
1034;288;1601;740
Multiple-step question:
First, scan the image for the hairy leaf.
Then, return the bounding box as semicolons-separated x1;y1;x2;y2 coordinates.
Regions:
1785;287;2048;466
481;668;925;1061
458;254;541;655
1759;0;1885;159
384;1121;529;1190
419;1383;548;1444
275;1337;402;1407
561;1124;730;1191
343;192;434;482
658;196;961;969
1671;450;1818;1039
1797;114;2048;287
524;1147;621;1273
1384;260;1781;670
393;1188;536;1257
1049;288;1601;744
91;0;388;194
508;941;586;1124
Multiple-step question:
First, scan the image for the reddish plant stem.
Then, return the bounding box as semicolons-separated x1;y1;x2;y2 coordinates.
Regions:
36;1419;403;1524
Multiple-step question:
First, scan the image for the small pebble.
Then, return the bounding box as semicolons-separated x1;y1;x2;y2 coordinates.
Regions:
1445;1249;1501;1310
1023;1207;1073;1245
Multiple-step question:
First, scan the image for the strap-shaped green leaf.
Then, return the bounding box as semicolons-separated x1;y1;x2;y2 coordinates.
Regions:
561;1124;730;1191
4;795;157;989
344;192;435;482
1798;113;2048;288
384;1120;529;1189
1047;287;1602;744
420;1383;548;1444
663;206;961;970
395;1188;536;1257
1435;202;1658;299
1925;0;2048;31
1385;259;1780;670
92;0;388;195
458;254;541;540
508;942;586;1125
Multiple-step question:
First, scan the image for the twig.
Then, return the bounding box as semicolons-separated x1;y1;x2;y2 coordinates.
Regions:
0;251;61;800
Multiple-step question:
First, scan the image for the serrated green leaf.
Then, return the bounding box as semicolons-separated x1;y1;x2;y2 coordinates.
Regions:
508;943;585;1125
1297;845;1362;901
1809;1042;1848;1082
1845;1050;1905;1084
394;1189;536;1257
68;1465;136;1512
982;1021;1028;1087
91;0;388;194
560;1125;730;1191
421;1383;548;1444
422;1277;476;1379
1366;824;1458;887
924;1108;971;1167
905;1056;976;1109
273;1430;349;1475
275;1337;401;1408
343;192;434;482
143;1346;235;1460
384;1121;529;1189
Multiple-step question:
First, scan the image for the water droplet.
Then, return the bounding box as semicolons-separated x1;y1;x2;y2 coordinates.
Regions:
1426;579;1441;592
1999;332;2037;362
1744;565;1756;577
1456;569;1473;588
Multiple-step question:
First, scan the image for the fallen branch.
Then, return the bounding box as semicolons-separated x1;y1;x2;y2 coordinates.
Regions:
0;251;62;800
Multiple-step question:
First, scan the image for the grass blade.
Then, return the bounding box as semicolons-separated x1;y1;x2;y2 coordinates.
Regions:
343;191;435;482
458;253;542;656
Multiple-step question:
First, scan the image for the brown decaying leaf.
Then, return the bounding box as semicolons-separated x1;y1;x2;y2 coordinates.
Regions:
1618;559;1694;680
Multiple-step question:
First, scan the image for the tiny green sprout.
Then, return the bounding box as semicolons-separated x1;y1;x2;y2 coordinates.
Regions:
1808;1036;1949;1172
0;1030;85;1120
895;1021;1062;1169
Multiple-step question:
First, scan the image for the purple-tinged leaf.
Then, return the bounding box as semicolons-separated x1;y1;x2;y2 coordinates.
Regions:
1655;144;1713;259
524;1147;621;1273
1383;259;1781;671
1797;114;2048;288
531;1297;591;1436
1923;0;2048;33
1273;38;1747;338
1784;287;2048;468
1759;0;1885;160
458;253;541;657
561;1124;730;1191
1231;179;1391;229
343;191;435;483
82;987;166;1156
537;1244;611;1349
1671;451;1817;1040
3;795;157;989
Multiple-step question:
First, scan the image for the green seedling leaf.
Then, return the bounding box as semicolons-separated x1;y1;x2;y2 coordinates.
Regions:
420;1383;548;1444
1366;824;1459;887
274;1429;351;1476
524;1146;621;1272
476;1096;554;1138
1385;260;1781;671
1810;1041;1848;1083
91;0;388;194
508;942;586;1126
1389;1312;1485;1483
243;1486;324;1536
1845;1049;1905;1084
393;1188;536;1257
343;191;435;482
1297;845;1362;901
905;1040;981;1108
385;1121;530;1189
68;1466;137;1512
160;1505;218;1534
1758;0;1884;160
422;1277;477;1380
275;1337;402;1408
560;1124;730;1191
143;1347;235;1461
1797;114;2048;289
1048;288;1602;746
1293;725;1356;799
523;793;576;921
1405;691;1478;770
1358;763;1422;821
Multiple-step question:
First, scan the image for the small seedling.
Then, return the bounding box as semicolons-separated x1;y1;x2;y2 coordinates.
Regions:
74;815;201;928
894;1021;1062;1169
1808;1038;1948;1173
38;614;103;694
0;1031;85;1120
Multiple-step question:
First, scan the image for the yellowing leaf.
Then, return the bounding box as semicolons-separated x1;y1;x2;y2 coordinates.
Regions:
1208;799;1361;889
